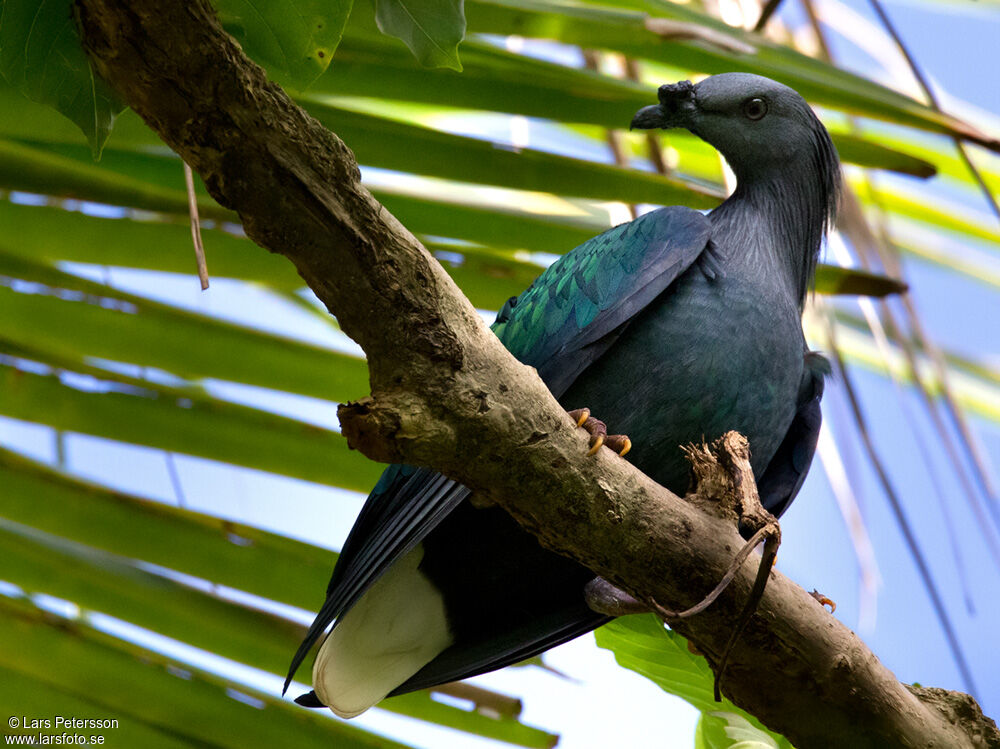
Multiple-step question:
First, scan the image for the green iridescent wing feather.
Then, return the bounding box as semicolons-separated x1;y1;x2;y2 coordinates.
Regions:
492;206;711;396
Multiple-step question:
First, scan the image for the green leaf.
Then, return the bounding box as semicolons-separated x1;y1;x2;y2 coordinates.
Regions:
0;138;233;220
317;29;655;127
697;712;784;749
0;0;125;155
427;241;545;309
0;516;558;746
813;265;908;297
0;361;382;492
854;178;1000;248
0;446;333;611
0;252;370;403
0;200;531;310
382;691;559;748
299;97;720;206
0;200;300;287
460;0;990;144
830;134;936;179
1;667;193;749
0;596;413;749
375;0;466;70
893;237;1000;291
214;0;353;87
595;616;792;747
0;522;310;680
814;313;1000;424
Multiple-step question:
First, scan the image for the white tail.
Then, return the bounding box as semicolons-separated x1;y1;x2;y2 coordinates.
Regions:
312;545;453;718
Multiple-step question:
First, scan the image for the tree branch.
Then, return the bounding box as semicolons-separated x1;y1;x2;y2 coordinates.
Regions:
73;2;996;746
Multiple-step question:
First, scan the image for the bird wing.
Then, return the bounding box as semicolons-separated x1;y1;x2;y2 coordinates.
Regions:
286;206;713;695
493;205;713;397
284;465;470;694
757;352;830;517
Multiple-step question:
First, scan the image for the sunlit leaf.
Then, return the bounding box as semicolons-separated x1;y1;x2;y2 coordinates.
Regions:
0;362;381;492
813;265;907;297
0;138;232;220
0;596;413;749
595;616;792;748
696;712;783;749
0;514;557;746
0;252;369;402
460;0;995;146
0;446;332;610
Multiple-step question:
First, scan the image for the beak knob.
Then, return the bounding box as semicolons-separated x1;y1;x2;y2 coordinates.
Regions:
657;80;695;107
630;80;697;131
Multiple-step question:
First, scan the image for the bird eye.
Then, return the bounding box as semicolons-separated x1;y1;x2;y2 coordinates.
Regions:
742;97;768;121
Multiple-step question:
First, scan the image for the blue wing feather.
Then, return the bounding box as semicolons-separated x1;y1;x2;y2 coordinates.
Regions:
757;352;829;517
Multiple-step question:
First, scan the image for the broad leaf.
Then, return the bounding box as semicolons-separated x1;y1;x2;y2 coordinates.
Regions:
375;0;466;70
696;712;784;749
595;616;792;748
0;0;124;154
214;0;353;87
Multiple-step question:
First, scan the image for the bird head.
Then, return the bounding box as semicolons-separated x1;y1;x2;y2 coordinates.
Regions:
634;73;841;306
631;73;839;188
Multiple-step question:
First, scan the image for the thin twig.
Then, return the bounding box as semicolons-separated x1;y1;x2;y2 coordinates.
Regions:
183;161;210;290
714;529;780;701
433;682;523;719
864;0;1000;224
754;0;785;32
824;318;979;698
582;50;637;220
644;18;757;55
650;525;773;620
623;58;674;177
804;0;997;594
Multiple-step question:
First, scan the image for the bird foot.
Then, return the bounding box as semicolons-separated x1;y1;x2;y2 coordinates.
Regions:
567;408;632;457
809;589;837;613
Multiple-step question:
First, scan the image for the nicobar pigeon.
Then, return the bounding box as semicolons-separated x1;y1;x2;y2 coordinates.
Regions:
286;73;840;717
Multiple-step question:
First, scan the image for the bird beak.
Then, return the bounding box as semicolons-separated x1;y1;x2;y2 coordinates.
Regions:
630;80;698;131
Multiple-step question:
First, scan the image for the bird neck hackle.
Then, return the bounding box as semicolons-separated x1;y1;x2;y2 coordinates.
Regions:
712;110;841;308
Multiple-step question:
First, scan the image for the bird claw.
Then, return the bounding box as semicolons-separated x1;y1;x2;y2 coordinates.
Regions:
567;409;631;457
605;435;632;457
810;589;837;613
586;434;604;456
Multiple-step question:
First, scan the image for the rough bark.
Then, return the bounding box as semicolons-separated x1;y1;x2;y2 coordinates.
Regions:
73;2;996;747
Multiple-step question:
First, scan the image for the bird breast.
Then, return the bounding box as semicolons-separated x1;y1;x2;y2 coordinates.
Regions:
560;264;804;496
